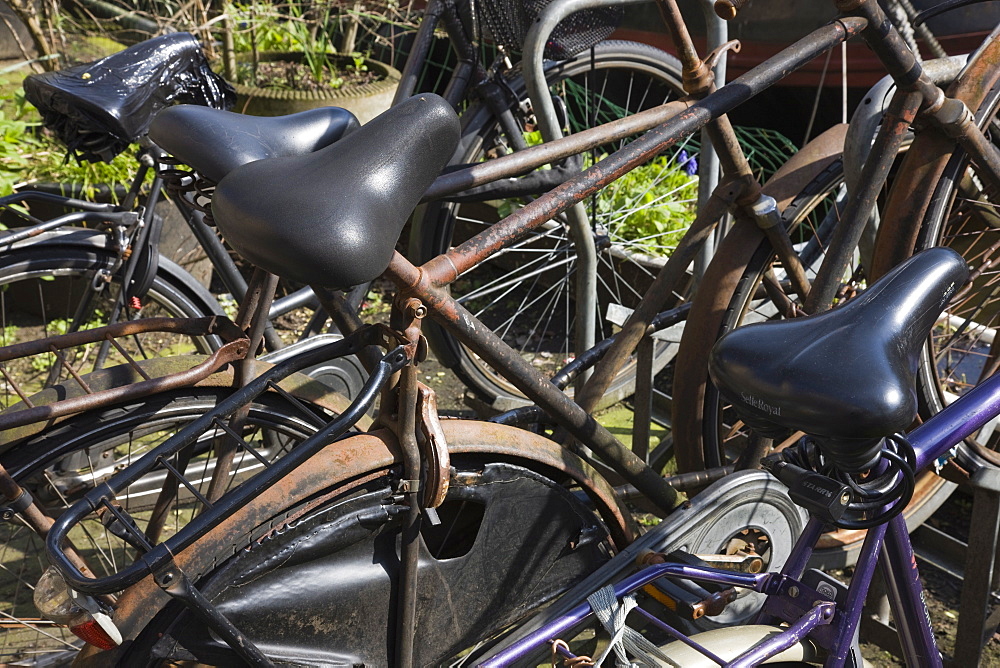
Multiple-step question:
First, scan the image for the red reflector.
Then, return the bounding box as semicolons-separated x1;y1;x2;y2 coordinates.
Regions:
70;619;120;650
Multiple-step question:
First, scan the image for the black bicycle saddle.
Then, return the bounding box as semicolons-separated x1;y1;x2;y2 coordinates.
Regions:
149;105;360;183
23;33;233;163
211;94;460;289
709;247;968;469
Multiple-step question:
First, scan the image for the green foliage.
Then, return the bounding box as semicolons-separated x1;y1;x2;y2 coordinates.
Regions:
0;107;45;198
0;325;18;346
0;96;145;203
496;130;698;258
595;153;698;255
361;289;392;317
28;316;103;373
218;293;240;320
229;2;303;53
227;1;370;86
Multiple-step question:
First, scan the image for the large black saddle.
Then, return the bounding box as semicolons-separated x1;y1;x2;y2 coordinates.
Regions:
211;94;460;289
148;105;360;184
709;247;968;469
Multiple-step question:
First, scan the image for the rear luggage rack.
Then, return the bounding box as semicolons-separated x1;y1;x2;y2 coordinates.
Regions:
0;316;248;433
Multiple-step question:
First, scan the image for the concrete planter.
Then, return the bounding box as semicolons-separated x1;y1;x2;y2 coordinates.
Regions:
231;52;400;123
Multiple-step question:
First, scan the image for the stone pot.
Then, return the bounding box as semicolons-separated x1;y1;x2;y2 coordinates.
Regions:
231;52;400;123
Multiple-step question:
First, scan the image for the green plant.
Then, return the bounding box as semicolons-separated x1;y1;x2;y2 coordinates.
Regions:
223;1;406;90
594;152;699;255
227;1;345;86
0;95;146;203
0;106;45;197
495;130;699;258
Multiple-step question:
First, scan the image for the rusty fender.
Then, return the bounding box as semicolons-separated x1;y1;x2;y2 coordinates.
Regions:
872;23;1000;278
72;421;629;667
671;123;847;472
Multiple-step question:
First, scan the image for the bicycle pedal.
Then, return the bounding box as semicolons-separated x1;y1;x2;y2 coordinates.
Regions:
640;550;736;620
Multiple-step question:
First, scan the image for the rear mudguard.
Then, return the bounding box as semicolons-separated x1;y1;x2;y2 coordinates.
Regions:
71;421;630;666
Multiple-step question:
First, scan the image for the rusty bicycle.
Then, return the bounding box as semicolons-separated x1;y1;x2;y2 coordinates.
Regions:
4;0;1000;664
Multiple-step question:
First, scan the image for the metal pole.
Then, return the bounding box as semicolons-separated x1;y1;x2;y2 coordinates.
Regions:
694;0;726;282
523;0;651;384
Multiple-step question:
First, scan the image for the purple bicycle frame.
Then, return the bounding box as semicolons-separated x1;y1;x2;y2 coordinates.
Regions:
481;372;1000;667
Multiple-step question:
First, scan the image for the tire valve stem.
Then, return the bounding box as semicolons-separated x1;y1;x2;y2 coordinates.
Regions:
129;296;142;311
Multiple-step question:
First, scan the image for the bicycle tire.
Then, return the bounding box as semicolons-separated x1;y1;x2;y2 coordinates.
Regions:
0;236;222;408
0;388;326;664
672;159;849;471
908;78;1000;448
122;440;614;665
410;41;693;411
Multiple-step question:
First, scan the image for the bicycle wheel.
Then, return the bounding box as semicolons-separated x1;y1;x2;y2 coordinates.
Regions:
411;41;695;411
0;388;326;664
912;79;1000;445
124;447;612;665
0;235;221;408
672;160;847;462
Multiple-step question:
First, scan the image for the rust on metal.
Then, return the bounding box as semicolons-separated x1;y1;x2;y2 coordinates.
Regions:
671;123;848;473
0;316;244;363
421;100;693;202
0;338;250;432
0;365;31;406
81;424;631;663
417;384;450;508
50;346;93;395
420;18;866;285
654;0;713;95
872;24;1000;278
805;87;922;313
0;356;368;451
105;335;153;381
704;40;742;72
576;178;744;413
0;462;110;601
389;249;683;515
440;421;635;547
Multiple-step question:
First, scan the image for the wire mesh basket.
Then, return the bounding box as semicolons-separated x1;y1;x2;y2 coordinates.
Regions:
474;0;624;59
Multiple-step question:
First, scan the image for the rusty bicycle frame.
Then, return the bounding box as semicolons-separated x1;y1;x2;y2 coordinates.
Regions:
26;0;1000;666
369;0;1000;496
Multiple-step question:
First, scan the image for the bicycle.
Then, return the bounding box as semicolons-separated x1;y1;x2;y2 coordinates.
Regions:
0;32;376;401
0;74;776;664
477;246;977;667
667;0;1000;567
0;5;793;657
15;0;1000;663
3;2;711;415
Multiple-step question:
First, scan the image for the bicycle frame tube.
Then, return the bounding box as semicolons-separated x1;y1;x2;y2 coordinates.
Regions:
477;482;950;666
909;368;1000;470
391;0;444;104
523;0;657;371
379;18;865;509
418;18;867;285
881;514;942;666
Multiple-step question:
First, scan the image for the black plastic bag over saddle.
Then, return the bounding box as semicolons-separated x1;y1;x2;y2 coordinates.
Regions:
23;32;234;163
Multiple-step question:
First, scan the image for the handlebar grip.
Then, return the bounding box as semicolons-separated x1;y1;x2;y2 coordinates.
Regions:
714;0;749;20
